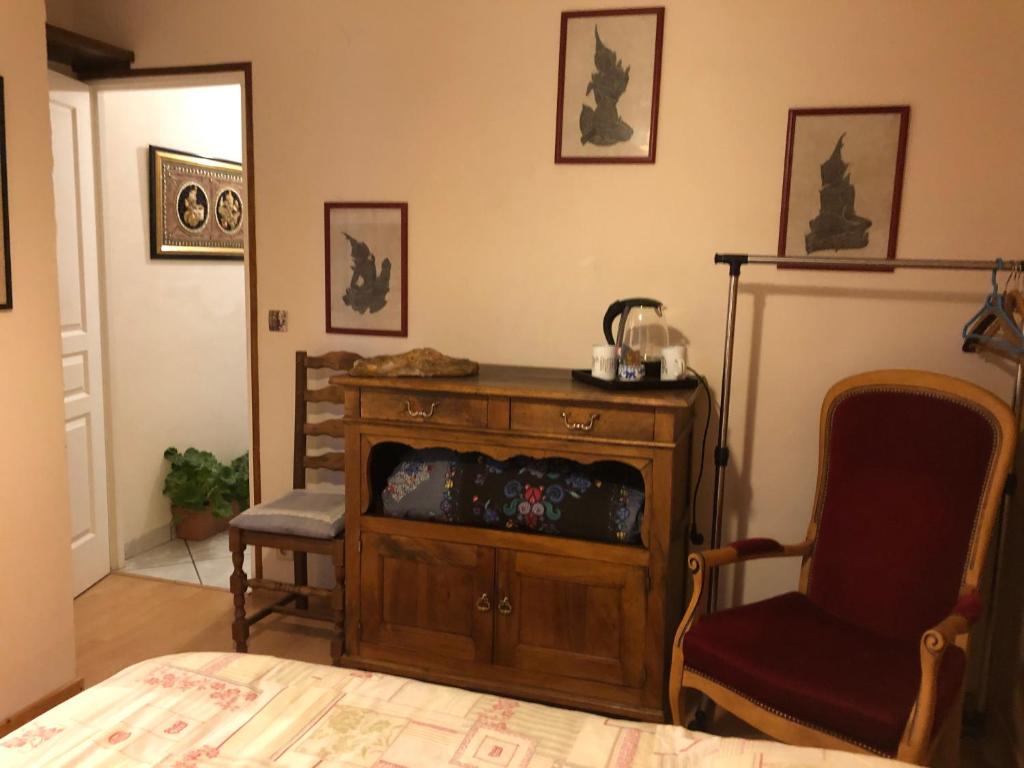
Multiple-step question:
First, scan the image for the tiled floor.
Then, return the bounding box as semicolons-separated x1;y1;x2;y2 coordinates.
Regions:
117;531;253;589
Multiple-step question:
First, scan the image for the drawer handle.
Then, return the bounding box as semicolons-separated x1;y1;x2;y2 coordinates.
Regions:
561;411;600;432
498;596;512;615
476;593;492;612
403;400;439;419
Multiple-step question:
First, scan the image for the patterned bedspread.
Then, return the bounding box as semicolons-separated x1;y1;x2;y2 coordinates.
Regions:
0;653;908;767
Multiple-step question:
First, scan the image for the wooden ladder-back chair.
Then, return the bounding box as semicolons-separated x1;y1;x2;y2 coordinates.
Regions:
229;350;360;665
669;370;1017;765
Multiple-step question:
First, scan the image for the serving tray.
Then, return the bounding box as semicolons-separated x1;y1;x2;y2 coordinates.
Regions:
571;369;699;391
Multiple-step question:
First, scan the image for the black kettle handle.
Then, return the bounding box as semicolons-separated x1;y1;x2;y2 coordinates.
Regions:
603;298;663;345
603;300;626;345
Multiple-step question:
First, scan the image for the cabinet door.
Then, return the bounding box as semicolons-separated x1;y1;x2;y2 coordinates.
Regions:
360;533;494;664
494;550;646;688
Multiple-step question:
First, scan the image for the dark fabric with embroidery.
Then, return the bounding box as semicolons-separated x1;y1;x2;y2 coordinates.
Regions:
380;448;458;519
378;449;644;544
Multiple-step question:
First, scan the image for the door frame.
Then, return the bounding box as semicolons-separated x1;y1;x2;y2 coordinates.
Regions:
84;63;263;505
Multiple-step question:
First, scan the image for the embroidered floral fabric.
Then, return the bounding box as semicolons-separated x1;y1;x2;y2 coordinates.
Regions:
381;449;644;544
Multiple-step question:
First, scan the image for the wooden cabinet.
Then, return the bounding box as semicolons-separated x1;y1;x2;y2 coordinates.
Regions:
359;533;493;665
494;550;647;688
509;399;655;441
360;388;489;428
337;365;695;722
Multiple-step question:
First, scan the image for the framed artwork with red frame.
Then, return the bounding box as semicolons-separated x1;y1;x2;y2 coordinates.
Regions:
778;106;910;271
0;76;11;310
555;7;665;164
324;202;408;336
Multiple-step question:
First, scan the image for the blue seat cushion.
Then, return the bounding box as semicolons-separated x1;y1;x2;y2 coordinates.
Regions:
230;489;344;539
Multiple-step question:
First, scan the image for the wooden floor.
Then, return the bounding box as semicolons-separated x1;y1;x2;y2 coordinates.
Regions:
75;573;1000;766
74;572;336;687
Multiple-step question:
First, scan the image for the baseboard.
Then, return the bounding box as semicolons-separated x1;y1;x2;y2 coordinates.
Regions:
123;523;172;560
0;678;84;737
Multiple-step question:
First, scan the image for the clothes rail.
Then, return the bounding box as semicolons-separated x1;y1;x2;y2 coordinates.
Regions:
705;251;1023;727
715;253;1024;272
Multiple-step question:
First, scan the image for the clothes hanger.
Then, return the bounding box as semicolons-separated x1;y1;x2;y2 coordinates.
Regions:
1003;262;1024;319
963;265;1024;348
962;260;1024;358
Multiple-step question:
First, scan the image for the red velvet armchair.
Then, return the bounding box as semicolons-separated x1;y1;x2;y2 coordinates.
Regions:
669;370;1017;765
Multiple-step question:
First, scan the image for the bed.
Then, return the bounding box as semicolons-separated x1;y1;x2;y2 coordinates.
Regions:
0;652;910;767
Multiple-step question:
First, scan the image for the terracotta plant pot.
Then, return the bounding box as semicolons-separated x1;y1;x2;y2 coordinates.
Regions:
172;501;240;541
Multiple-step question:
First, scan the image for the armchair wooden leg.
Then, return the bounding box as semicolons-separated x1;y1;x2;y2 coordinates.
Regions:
229;528;249;653
294;551;309;611
927;686;965;768
667;626;684;724
330;540;344;666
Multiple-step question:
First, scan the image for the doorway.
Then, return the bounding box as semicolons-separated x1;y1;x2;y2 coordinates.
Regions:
49;67;259;593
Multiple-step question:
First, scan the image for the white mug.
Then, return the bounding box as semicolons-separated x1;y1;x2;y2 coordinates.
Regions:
661;345;687;380
591;345;617;381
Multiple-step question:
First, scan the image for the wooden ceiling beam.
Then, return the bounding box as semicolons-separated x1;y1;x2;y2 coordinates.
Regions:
45;24;135;78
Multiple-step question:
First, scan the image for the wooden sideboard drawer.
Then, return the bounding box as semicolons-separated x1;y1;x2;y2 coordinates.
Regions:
361;389;488;428
510;400;655;441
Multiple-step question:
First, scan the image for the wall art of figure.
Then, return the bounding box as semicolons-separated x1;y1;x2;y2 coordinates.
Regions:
555;8;664;163
580;27;633;147
778;106;909;270
342;232;391;314
805;134;872;253
149;146;245;260
325;202;407;336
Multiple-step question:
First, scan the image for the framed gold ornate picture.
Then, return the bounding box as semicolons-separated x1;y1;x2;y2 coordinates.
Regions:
555;7;665;164
0;76;11;310
324;202;408;337
149;146;245;260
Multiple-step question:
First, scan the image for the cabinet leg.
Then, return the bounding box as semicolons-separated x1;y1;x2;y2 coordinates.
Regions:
331;542;344;666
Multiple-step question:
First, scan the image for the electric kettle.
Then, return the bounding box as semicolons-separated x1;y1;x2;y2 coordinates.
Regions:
603;298;670;377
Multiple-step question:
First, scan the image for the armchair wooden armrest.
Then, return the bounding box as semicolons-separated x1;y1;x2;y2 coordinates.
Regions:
900;590;983;758
667;532;815;725
677;535;816;638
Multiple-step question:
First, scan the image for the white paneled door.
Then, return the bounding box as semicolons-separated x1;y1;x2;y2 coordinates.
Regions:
49;71;111;596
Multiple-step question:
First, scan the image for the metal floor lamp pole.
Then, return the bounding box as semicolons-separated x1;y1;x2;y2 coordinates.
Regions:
706;257;743;613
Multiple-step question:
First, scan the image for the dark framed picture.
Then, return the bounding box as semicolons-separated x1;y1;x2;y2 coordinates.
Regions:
324;202;407;337
149;145;245;260
0;76;11;310
555;7;664;164
778;106;910;270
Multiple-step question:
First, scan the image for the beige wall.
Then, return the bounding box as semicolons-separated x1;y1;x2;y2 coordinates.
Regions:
92;79;248;560
72;1;1023;603
0;0;77;720
44;0;75;29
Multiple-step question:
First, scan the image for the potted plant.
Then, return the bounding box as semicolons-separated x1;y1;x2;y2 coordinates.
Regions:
162;447;250;540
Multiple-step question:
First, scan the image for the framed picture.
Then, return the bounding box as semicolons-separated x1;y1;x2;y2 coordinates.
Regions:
149;145;245;260
555;7;664;164
0;76;11;310
778;106;910;270
324;202;407;337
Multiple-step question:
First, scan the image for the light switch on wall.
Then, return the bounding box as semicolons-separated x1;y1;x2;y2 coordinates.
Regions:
268;309;288;332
